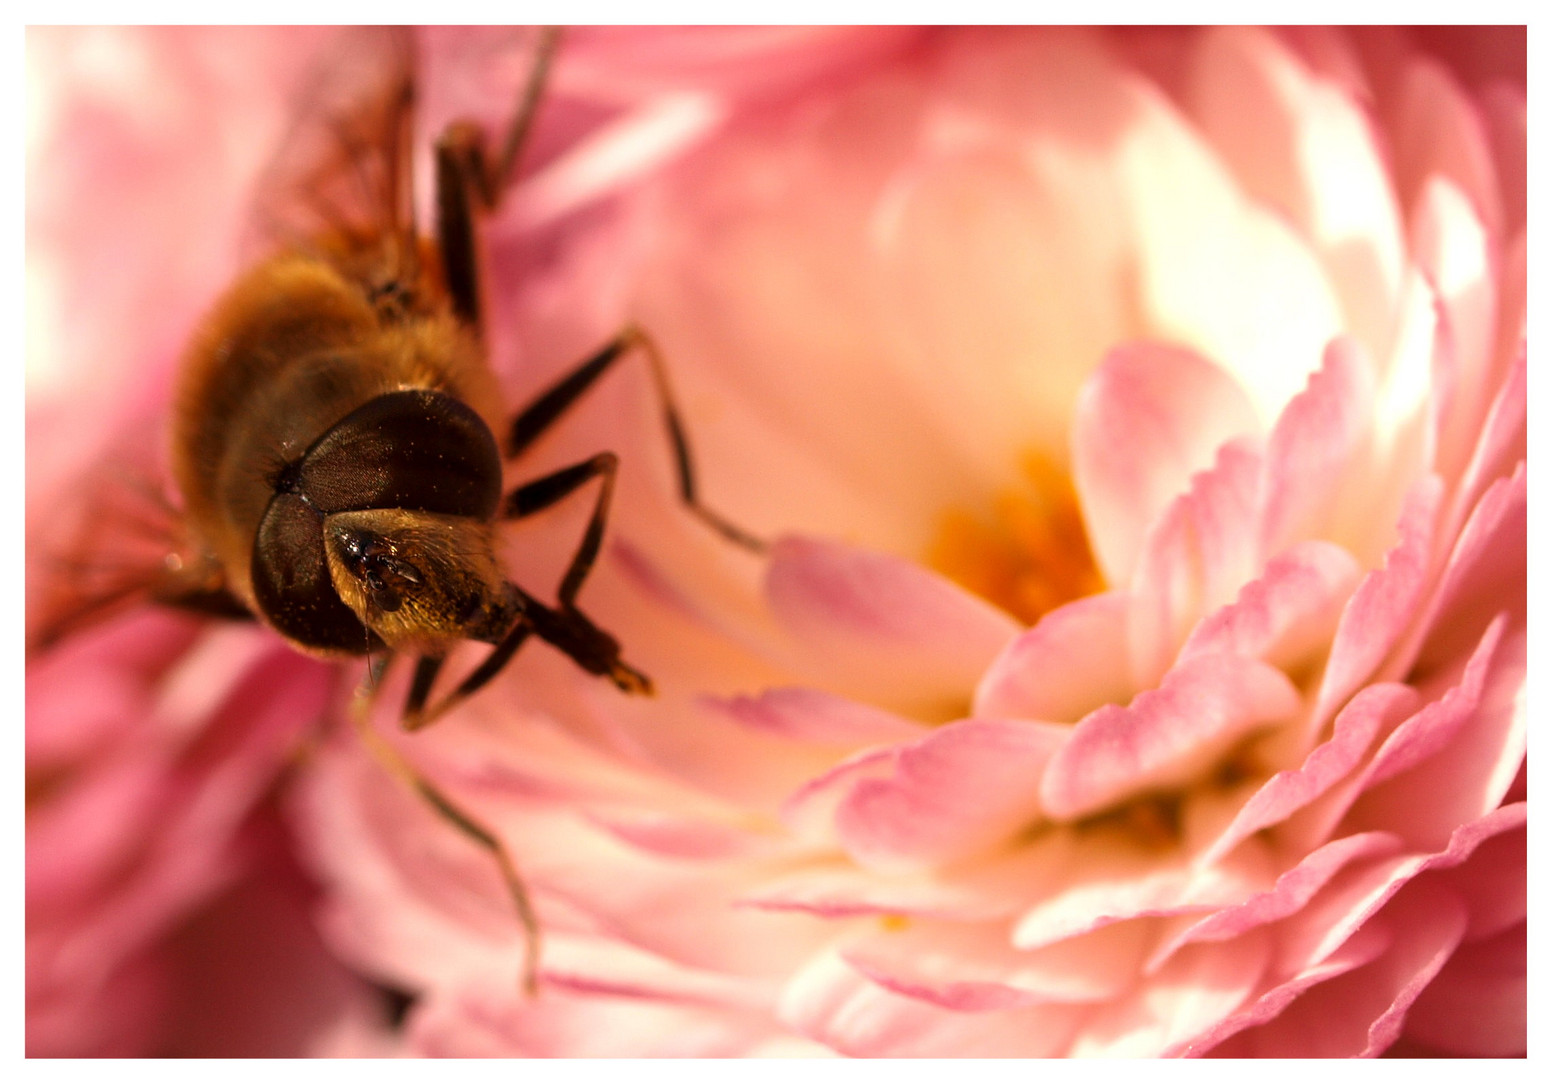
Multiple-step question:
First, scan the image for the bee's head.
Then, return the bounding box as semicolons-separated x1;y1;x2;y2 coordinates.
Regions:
323;508;512;651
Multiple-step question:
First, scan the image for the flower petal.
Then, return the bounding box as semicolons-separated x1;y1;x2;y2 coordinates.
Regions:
1405;462;1525;678
1477;82;1525;239
1256;338;1377;558
1202;683;1417;863
1400;920;1525;1056
1072;930;1271;1057
1188;27;1404;361
1180;923;1390;1057
765;536;1018;713
1012;830;1276;952
702;686;924;746
833;718;1069;872
779;948;1084;1056
1208;876;1467;1057
973;591;1134;722
1072;343;1259;587
1126;439;1263;684
1313;475;1440;726
1041;654;1301;821
1272;802;1524;980
1411;177;1499;486
1353;617;1524;852
1389;56;1503;234
843;917;1152;1010
1178;540;1362;673
1446;345;1524;550
1151;831;1402;971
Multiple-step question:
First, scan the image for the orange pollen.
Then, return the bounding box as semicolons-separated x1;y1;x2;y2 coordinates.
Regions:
926;451;1104;626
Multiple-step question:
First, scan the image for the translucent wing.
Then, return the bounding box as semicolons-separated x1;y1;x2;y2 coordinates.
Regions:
244;26;421;287
27;456;249;657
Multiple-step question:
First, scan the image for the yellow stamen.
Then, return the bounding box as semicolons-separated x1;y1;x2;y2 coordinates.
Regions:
927;451;1103;625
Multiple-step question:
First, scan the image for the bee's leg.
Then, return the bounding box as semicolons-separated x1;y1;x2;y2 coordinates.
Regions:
506;451;618;607
351;653;541;995
508;326;768;553
501;453;652;695
400;618;536;733
520;589;653;697
399;654;445;730
435;27;561;329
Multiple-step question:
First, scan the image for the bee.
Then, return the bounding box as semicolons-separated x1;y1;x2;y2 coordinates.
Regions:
36;27;762;994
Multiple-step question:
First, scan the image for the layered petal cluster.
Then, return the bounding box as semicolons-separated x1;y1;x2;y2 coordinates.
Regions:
27;27;1523;1057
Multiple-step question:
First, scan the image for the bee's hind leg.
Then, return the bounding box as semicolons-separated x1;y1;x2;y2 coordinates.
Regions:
351;652;542;995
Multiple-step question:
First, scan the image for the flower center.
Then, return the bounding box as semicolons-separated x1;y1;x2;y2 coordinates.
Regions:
926;451;1103;625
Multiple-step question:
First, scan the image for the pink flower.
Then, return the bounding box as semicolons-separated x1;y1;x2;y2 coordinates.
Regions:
28;27;1524;1057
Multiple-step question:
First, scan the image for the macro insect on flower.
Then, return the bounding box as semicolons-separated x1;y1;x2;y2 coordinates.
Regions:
28;24;766;1015
27;26;1524;1057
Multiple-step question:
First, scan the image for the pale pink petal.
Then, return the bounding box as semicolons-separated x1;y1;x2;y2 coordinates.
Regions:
741;837;1072;923
308;743;846;987
1445;345;1524;549
833;719;1069;872
843;917;1152;1010
1126;440;1263;685
1207;877;1467;1057
874;29;1150;479
1179;923;1390;1057
1423;818;1525;943
1041;654;1301;821
1356;269;1441;563
1360;615;1505;791
297;749;538;995
1477;83;1525;238
973;592;1134;722
1012;832;1276;952
1201;683;1417;864
1150;832;1402;970
1411;177;1499;485
1072;931;1271;1057
1256;339;1377;557
1178;540;1362;673
24;610;202;766
1351;620;1524;852
1071;343;1259;587
1388;57;1503;234
740;862;1002;922
409;980;793;1057
1187;27;1404;359
1284;618;1511;855
702;686;925;746
1313;476;1440;726
554;26;922;104
765;536;1018;712
779;745;901;847
1405;463;1525;676
1400;921;1524;1056
540;849;840;982
581;809;782;861
1271;803;1523;979
533;934;781;1015
779;949;1085;1056
1122;83;1342;424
